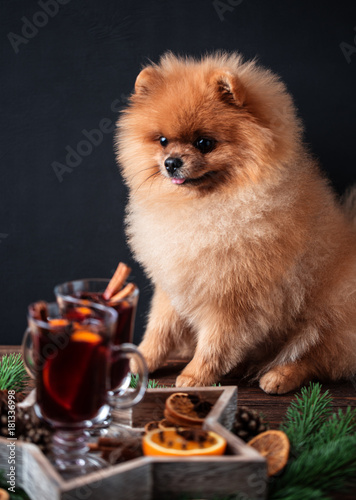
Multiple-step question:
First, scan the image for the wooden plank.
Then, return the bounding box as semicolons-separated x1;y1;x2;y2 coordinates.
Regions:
152;457;266;500
61;459;153;500
0;346;22;356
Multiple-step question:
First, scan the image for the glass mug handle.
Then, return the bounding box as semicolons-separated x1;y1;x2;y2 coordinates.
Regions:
22;327;36;378
110;344;148;409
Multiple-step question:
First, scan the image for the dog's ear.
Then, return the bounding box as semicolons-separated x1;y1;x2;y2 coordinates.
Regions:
210;69;246;107
135;66;157;95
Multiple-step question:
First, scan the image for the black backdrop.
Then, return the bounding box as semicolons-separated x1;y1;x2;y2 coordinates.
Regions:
1;0;356;345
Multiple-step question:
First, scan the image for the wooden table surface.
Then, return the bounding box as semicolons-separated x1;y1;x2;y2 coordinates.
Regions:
2;345;356;499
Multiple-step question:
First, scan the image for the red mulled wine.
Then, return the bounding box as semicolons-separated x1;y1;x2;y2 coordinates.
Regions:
72;291;135;390
36;323;108;424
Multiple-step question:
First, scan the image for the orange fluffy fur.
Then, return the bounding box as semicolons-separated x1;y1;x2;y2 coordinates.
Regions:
116;52;356;394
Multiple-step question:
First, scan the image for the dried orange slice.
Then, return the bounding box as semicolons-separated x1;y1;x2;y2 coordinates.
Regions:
75;306;92;316
0;487;10;500
158;418;176;430
66;306;93;322
248;430;290;476
144;421;160;433
142;428;226;457
49;318;70;328
164;393;213;428
71;329;102;344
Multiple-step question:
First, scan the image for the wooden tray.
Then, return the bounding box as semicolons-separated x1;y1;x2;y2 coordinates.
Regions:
0;387;267;499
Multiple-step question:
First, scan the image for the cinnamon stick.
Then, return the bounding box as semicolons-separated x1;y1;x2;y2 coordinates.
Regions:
29;301;48;323
87;436;143;463
109;283;136;304
103;262;131;301
28;301;49;337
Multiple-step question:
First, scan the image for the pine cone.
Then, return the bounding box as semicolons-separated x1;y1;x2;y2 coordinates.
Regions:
0;390;52;453
232;405;269;442
16;405;53;453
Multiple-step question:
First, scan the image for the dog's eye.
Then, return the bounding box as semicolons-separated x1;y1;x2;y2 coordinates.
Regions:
159;136;169;147
194;137;215;154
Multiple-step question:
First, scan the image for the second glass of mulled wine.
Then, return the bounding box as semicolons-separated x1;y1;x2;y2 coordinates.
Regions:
54;279;147;408
22;299;118;478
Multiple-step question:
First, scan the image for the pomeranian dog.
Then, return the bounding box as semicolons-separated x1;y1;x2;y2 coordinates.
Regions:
116;52;356;393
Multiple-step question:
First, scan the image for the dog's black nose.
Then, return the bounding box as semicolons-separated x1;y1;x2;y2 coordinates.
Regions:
164;157;183;175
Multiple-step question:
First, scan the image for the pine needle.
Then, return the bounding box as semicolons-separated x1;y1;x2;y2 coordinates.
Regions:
270;382;356;499
313;406;356;446
129;374;223;389
270;434;356;497
130;373;165;389
130;372;139;388
269;485;331;500
280;382;333;454
0;353;30;392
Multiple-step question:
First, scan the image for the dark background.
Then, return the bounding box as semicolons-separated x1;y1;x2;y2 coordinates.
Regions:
1;0;355;345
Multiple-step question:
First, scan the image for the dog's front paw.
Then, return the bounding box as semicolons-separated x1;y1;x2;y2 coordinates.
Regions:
135;345;163;373
139;354;162;374
176;369;216;388
129;356;154;375
259;365;301;394
175;373;200;387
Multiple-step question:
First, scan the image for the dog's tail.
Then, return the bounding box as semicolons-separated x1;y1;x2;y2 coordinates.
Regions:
341;185;356;230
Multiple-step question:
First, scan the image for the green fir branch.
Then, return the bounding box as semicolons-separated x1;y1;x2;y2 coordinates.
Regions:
0;353;30;392
280;382;333;454
312;406;356;446
269;434;356;498
270;382;356;499
269;485;331;500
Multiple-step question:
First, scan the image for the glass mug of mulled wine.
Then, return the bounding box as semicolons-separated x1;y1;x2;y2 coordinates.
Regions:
54;278;145;405
22;299;147;478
